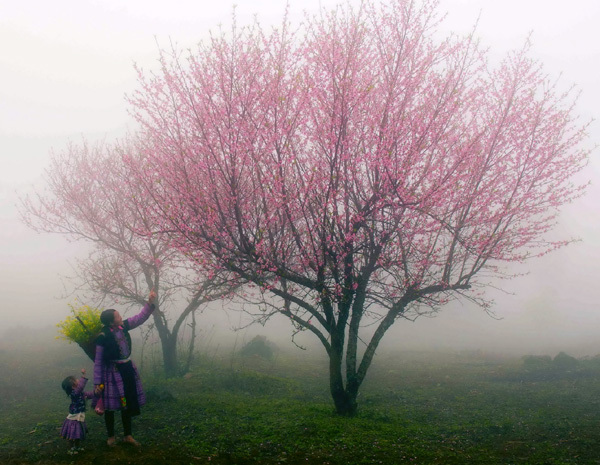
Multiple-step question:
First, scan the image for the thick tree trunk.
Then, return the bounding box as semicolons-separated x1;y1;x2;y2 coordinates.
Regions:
329;350;358;416
149;298;205;378
160;335;179;378
331;386;357;416
152;312;180;378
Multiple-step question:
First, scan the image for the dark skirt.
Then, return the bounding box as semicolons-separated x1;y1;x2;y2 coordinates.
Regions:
60;419;87;440
99;360;145;414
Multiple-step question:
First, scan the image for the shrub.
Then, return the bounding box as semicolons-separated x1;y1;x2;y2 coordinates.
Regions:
553;352;579;370
239;335;275;360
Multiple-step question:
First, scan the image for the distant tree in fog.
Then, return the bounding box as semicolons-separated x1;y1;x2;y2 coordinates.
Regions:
20;139;237;378
131;0;588;414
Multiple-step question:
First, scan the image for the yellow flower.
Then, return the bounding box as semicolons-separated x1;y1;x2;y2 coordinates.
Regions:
57;303;103;345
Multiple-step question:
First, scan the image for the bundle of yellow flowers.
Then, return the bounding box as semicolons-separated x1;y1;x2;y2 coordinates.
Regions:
56;303;103;360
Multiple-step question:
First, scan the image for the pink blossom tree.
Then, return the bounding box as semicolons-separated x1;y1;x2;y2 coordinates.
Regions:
20;139;236;378
129;0;589;414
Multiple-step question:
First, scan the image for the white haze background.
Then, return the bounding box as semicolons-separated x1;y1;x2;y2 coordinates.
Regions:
1;0;599;356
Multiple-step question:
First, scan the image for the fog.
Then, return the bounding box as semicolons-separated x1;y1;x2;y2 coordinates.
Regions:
1;0;599;358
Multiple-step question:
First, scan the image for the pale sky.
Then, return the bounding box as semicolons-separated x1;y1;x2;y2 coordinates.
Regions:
1;0;599;356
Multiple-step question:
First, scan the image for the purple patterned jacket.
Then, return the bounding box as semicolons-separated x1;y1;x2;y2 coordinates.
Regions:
93;302;155;386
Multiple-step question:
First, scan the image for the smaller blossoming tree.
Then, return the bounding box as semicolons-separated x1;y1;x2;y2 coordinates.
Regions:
21;139;238;377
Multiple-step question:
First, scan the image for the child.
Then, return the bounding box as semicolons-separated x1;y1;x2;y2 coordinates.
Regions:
60;368;94;454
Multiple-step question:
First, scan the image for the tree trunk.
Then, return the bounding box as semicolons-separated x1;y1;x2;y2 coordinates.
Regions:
329;350;358;416
183;310;197;374
154;309;180;378
149;299;206;378
160;336;179;378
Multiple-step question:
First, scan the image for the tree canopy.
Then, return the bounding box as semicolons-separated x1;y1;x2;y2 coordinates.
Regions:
27;0;590;414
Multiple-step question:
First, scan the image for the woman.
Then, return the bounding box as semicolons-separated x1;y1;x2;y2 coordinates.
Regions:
94;289;156;447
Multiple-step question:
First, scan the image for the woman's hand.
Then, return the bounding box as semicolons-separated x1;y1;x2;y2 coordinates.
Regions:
148;288;157;304
94;384;104;396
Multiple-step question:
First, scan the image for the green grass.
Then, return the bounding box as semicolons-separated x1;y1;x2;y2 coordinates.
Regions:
2;338;600;464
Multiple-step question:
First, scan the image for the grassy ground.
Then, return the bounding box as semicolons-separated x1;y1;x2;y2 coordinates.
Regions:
1;336;600;464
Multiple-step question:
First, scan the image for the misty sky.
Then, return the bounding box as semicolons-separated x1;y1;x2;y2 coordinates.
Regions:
1;0;599;356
